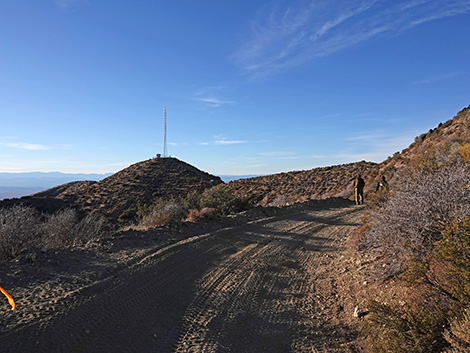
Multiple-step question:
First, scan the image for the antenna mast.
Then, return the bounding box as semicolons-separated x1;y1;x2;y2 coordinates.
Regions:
163;107;167;157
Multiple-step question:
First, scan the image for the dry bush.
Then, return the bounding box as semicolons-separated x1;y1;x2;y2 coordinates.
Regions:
137;201;186;229
187;208;216;222
42;209;106;249
42;208;78;248
72;212;107;244
0;206;106;261
0;205;41;261
364;163;470;276
362;154;470;352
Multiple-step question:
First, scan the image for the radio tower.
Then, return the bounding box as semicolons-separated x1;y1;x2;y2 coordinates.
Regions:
163;107;168;157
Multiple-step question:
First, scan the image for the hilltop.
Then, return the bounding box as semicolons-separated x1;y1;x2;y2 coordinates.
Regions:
3;158;222;225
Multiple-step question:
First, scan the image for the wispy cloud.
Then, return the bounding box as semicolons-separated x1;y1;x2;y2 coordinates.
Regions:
193;87;235;108
201;138;247;146
195;97;235;108
0;142;51;151
200;134;247;146
234;0;470;76
412;71;468;85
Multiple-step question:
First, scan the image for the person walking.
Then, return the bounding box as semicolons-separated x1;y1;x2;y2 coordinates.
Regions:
376;175;388;192
353;174;365;205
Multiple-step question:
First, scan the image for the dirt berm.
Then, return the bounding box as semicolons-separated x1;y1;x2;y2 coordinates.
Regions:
0;198;366;353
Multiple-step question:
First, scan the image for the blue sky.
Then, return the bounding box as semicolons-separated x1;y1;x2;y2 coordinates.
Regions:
1;0;470;176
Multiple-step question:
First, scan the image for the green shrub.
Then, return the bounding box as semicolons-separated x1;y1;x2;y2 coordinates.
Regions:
199;185;249;215
365;296;448;353
444;306;470;352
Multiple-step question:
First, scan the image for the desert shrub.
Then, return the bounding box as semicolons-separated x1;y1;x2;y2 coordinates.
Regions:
458;143;470;165
118;209;135;223
137;200;186;229
183;190;202;211
73;213;107;244
433;217;470;304
444;306;470;352
187;208;216;222
42;209;106;248
0;205;41;261
364;163;470;275
42;208;78;248
365;296;448;353
363;164;470;353
199;185;249;215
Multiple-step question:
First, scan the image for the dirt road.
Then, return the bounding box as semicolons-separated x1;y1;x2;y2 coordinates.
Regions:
1;199;363;353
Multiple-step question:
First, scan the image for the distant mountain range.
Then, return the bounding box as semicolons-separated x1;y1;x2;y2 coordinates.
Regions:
0;172;112;200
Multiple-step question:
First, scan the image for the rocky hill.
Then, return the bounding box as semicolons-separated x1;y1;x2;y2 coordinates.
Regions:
226;105;470;206
6;158;223;224
226;161;378;206
377;104;470;181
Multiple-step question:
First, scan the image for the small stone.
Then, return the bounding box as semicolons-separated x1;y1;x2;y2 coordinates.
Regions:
353;306;363;318
363;280;368;285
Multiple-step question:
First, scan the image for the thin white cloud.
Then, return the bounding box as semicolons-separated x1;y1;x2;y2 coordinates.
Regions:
234;0;470;76
0;142;51;151
193;87;235;108
412;71;468;85
195;97;235;108
201;138;247;146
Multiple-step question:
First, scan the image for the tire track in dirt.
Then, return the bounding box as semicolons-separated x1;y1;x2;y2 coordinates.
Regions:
1;200;362;353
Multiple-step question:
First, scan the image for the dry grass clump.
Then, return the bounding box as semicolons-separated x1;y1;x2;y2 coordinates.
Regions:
0;206;107;262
